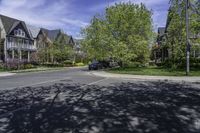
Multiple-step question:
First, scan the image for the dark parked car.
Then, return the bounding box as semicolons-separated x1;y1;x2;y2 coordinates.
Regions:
88;61;103;70
88;60;119;70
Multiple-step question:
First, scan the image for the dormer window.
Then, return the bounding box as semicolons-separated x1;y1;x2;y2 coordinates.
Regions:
14;30;18;36
14;29;25;37
19;30;21;35
22;32;25;37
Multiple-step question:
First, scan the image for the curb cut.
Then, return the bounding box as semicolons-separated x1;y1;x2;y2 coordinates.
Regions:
0;72;16;77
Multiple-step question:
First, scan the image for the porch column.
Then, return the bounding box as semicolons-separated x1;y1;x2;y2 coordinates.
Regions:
12;50;14;59
28;51;30;62
19;50;22;61
161;48;164;62
4;38;7;62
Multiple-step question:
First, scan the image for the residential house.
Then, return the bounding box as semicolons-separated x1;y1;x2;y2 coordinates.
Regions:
37;28;75;48
74;39;86;62
0;14;77;64
157;4;200;63
0;15;36;63
27;25;40;62
36;28;76;62
156;27;169;62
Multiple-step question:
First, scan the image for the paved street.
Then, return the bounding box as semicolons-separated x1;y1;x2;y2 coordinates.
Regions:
0;68;200;133
0;67;104;90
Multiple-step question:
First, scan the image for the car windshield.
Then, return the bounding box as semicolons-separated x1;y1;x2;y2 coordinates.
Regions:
0;0;200;133
92;61;99;64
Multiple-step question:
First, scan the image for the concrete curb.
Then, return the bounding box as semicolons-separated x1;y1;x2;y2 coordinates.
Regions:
0;72;16;77
90;71;200;83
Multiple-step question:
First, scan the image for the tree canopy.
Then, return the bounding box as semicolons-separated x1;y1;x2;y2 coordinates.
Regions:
82;3;153;66
163;0;200;68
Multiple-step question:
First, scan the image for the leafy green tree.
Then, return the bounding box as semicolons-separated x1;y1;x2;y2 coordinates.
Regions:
164;0;200;68
82;3;153;66
51;34;75;63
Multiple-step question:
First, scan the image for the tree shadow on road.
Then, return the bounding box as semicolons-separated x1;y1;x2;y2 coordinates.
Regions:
1;81;200;133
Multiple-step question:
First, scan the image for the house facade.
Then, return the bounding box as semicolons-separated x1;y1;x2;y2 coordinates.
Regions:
36;28;76;62
0;14;76;64
155;27;169;62
0;15;36;63
156;4;200;63
37;28;76;49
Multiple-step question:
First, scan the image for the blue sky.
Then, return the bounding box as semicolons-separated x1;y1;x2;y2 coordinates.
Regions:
0;0;169;38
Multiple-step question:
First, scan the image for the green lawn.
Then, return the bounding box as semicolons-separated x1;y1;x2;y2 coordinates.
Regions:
0;68;6;72
108;67;200;76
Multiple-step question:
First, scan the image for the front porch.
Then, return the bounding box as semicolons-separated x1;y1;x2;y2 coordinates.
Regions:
3;36;37;63
5;50;35;63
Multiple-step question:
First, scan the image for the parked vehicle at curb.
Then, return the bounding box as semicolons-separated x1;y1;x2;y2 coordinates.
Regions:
88;61;103;70
88;59;119;70
109;60;119;68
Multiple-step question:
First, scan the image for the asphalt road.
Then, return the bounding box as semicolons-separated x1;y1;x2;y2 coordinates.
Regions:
0;67;200;133
0;67;104;90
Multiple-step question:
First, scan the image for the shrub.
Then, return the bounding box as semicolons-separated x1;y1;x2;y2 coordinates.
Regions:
42;63;64;67
5;59;21;70
149;61;156;66
63;60;73;67
31;61;39;66
75;62;85;66
0;63;4;69
190;58;200;68
161;58;200;69
24;64;34;69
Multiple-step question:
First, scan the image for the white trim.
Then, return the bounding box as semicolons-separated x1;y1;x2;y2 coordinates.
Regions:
4;37;7;62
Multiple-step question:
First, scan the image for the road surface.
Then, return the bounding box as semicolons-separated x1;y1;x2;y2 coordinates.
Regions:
0;67;104;90
0;67;200;133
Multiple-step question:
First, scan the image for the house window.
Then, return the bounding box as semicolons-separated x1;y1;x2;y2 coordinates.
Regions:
18;39;22;44
8;37;13;42
18;29;21;35
14;30;18;36
14;29;26;37
22;32;25;37
25;40;29;44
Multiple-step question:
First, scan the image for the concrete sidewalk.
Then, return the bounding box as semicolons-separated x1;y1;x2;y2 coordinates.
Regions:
0;72;16;77
91;71;200;83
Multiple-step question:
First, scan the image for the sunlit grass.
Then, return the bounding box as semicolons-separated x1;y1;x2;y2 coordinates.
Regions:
108;66;200;76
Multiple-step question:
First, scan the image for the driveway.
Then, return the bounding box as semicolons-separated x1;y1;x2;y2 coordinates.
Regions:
0;68;200;133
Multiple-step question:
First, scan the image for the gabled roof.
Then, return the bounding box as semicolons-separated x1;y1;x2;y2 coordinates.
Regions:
40;28;61;42
27;25;40;39
8;21;21;34
0;14;32;39
56;33;75;46
64;35;74;44
0;14;19;33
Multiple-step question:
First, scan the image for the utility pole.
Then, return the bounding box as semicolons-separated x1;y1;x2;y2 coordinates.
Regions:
185;0;190;76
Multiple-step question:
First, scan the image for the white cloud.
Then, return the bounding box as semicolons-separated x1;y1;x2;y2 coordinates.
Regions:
61;18;89;27
0;0;87;36
0;0;170;37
